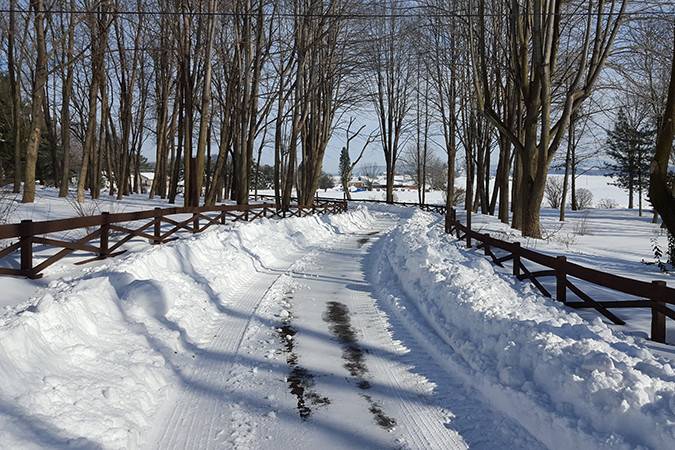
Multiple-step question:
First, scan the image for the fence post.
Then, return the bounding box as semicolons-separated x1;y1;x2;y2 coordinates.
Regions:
447;208;453;234
454;209;461;238
100;212;110;257
650;280;667;343
556;256;567;304
484;234;490;256
19;219;33;277
466;210;472;248
513;242;521;276
245;207;249;222
193;209;199;233
153;208;161;244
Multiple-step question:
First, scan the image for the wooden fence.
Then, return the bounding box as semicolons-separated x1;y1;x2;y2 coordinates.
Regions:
254;194;448;215
330;196;674;344
0;200;347;279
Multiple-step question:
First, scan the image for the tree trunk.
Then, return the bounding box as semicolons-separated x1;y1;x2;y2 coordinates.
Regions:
58;4;76;197
194;0;217;205
9;0;22;193
42;85;60;186
560;111;576;221
511;151;522;230
77;5;105;203
649;34;675;236
22;0;49;204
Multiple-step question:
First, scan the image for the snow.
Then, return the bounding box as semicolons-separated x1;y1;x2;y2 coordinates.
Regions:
0;182;674;449
374;208;675;449
316;173;647;209
0;206;376;449
2;185;186;223
308;174;673;346
0;186;198;310
439;207;674;349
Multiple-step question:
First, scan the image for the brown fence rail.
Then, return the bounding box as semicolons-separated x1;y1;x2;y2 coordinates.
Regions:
0;200;348;279
253;194;449;215
323;196;674;344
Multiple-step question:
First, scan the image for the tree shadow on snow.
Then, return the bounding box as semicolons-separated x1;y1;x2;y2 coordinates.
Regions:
0;400;103;449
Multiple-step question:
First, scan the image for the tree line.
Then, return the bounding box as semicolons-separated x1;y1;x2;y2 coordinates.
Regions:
0;1;673;239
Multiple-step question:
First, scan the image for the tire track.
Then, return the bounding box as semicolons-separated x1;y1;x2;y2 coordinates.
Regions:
147;254;297;449
327;225;467;449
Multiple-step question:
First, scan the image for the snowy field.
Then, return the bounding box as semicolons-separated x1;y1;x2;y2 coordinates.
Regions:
1;185;188;223
313;174;640;207
0;179;673;449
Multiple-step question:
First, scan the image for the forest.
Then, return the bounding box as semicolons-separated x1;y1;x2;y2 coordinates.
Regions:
0;0;673;238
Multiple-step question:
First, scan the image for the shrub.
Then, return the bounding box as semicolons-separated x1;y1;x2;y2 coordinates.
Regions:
575;188;593;209
318;172;335;190
557;232;578;249
573;211;591;236
596;198;618;209
0;189;19;225
441;186;467;207
544;177;565;209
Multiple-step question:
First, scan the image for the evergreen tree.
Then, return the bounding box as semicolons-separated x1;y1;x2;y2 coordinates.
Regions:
318;172;335;191
339;147;352;200
604;109;654;215
250;164;274;190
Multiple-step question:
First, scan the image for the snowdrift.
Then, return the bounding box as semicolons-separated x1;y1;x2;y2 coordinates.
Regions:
0;207;374;449
376;210;675;450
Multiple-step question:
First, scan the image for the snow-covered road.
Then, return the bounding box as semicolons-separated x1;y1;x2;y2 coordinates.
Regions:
1;206;674;449
142;211;547;449
145;213;476;449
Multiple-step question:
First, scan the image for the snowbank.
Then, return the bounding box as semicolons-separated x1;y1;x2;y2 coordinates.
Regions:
375;209;675;450
0;207;375;449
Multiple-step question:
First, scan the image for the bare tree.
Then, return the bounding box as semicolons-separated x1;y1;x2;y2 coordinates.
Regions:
8;0;23;194
423;0;460;223
472;0;627;237
22;0;49;203
544;177;565;209
57;0;78;197
365;0;414;203
76;1;107;203
359;163;381;191
190;0;217;204
338;118;377;200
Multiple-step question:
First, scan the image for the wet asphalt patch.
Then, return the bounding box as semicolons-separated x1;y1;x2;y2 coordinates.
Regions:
277;302;330;420
322;301;397;431
363;394;397;431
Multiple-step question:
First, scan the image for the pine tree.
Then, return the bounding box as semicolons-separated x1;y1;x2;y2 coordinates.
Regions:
604;109;654;215
339;147;352;200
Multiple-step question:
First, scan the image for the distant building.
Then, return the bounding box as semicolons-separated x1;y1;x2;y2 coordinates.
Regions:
343;174;417;191
140;172;155;190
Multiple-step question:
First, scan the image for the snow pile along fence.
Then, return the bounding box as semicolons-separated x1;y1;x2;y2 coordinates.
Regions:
0;200;347;279
377;209;675;449
0;205;375;448
335;196;675;344
445;207;675;344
